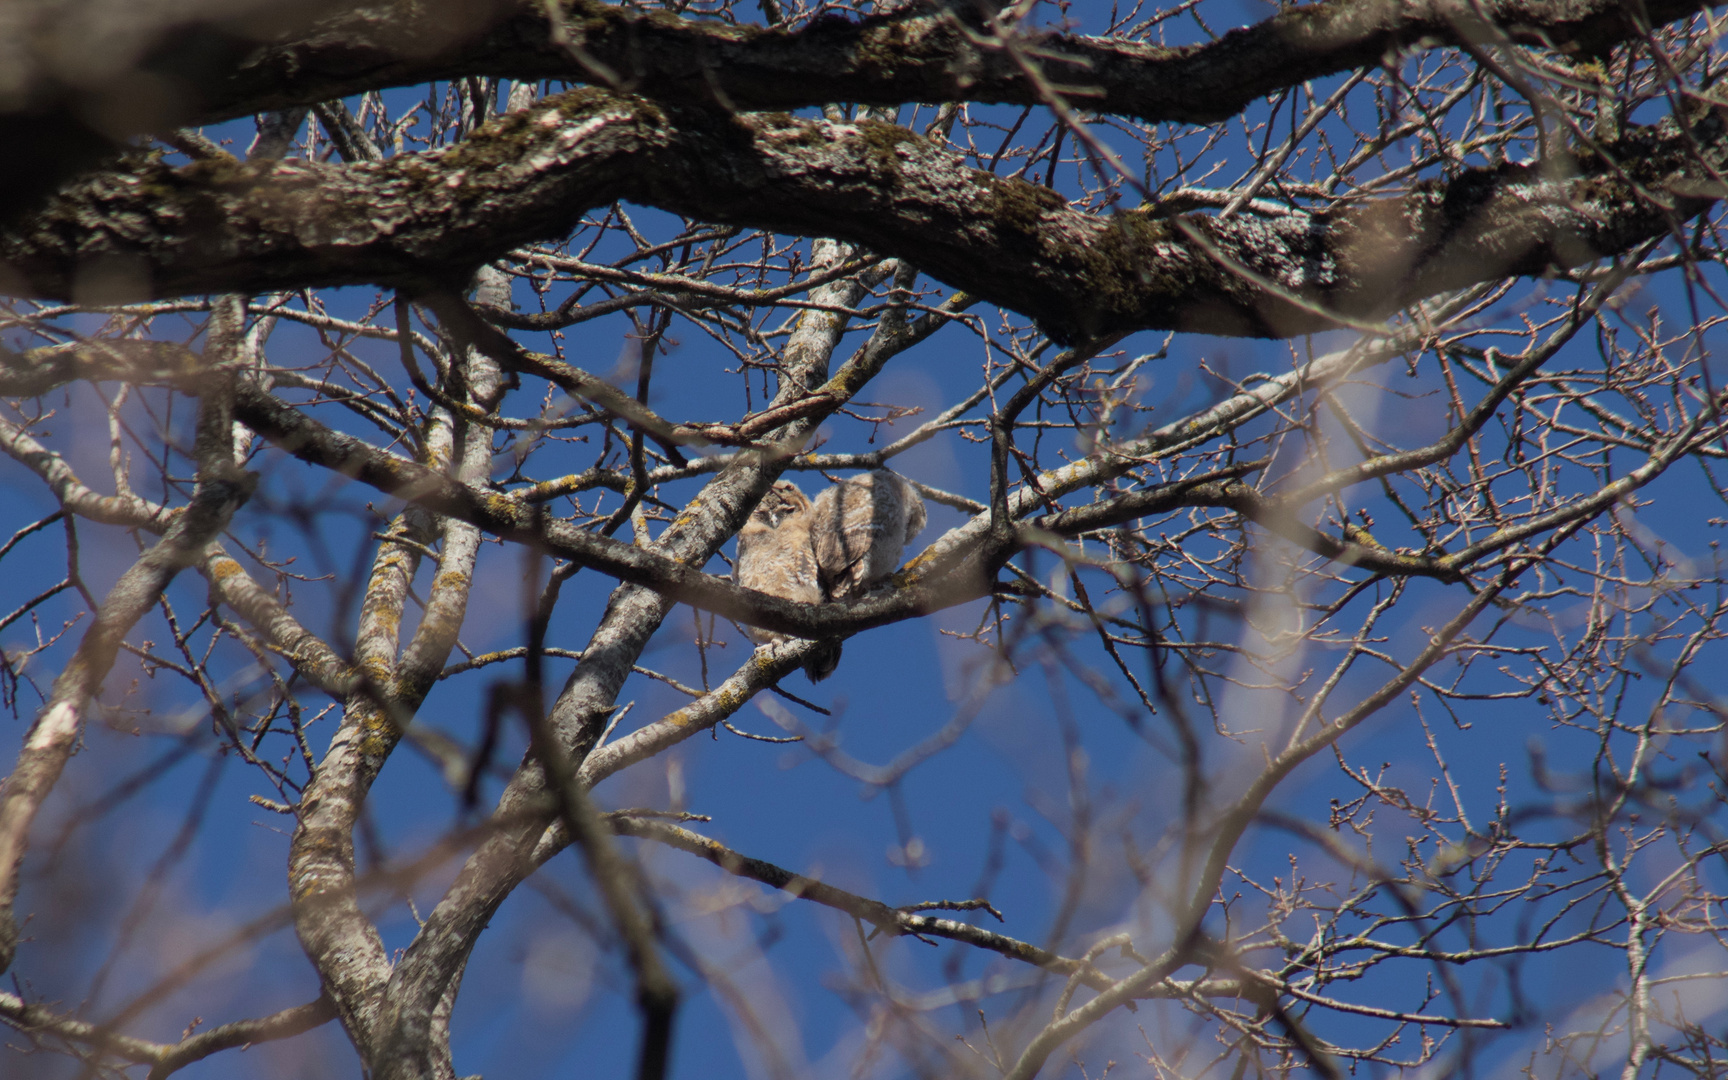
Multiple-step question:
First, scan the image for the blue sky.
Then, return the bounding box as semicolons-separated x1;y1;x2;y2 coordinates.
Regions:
7;3;1728;1077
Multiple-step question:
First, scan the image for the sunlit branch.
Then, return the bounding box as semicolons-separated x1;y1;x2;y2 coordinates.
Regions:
0;370;255;973
0;992;334;1080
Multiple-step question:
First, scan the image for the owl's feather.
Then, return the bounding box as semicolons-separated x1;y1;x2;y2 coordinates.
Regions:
733;473;925;682
810;470;926;601
734;480;820;632
732;480;837;680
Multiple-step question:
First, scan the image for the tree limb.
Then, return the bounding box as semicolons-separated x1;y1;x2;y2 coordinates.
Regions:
37;0;1722;133
0;991;334;1079
6;90;1721;341
0;369;256;973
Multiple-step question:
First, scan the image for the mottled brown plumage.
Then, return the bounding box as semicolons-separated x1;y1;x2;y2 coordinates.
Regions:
733;472;925;682
732;479;839;680
733;480;820;631
810;470;926;600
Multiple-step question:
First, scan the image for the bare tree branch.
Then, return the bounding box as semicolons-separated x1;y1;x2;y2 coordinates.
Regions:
6;91;1722;341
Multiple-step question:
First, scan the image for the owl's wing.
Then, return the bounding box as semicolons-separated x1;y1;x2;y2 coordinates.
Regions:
811;481;869;598
773;515;823;605
813;472;927;599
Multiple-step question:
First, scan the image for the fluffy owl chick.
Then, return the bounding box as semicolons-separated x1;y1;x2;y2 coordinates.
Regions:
810;470;927;601
732;480;838;680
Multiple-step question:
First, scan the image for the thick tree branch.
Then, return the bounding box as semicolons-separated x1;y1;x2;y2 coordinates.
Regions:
286;508;430;1055
13;0;1704;245
0;0;341;225
285;284;510;1066
6;90;1721;341
371;239;885;1078
46;0;1727;133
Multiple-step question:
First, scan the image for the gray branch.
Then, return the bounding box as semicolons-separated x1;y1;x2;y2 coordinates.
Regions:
0;369;256;973
0;990;333;1079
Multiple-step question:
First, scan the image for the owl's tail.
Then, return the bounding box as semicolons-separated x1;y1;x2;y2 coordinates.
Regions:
802;638;843;682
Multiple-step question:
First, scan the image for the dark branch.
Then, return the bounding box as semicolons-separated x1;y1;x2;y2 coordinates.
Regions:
6;90;1721;341
76;0;1728;131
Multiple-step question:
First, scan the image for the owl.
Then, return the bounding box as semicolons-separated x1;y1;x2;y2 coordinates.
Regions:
810;470;927;601
732;479;838;680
